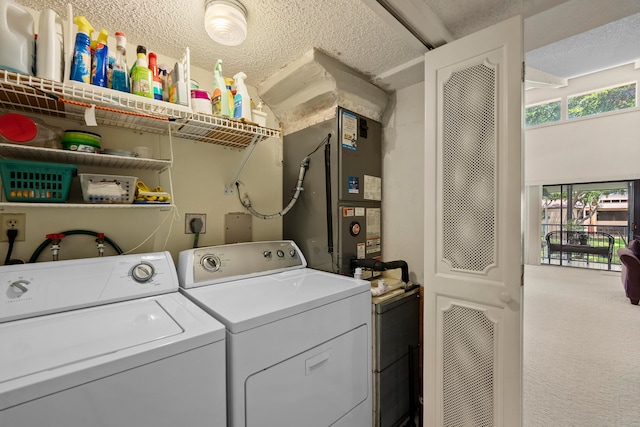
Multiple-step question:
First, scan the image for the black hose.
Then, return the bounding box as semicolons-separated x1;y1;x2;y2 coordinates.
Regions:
324;134;333;254
28;229;124;263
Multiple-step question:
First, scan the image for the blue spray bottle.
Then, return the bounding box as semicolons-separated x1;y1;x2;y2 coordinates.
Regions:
69;16;94;83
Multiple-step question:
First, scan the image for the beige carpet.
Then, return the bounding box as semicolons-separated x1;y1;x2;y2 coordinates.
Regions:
523;265;640;427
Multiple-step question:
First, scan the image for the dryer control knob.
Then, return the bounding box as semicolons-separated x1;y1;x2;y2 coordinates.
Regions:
201;255;221;272
276;250;285;258
289;249;297;258
131;262;155;283
263;250;272;258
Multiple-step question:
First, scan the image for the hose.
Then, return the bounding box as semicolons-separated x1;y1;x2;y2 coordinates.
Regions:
350;258;410;284
28;229;124;263
237;156;310;219
237;134;331;220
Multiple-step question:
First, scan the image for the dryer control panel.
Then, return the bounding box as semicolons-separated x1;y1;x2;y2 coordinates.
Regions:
178;240;307;288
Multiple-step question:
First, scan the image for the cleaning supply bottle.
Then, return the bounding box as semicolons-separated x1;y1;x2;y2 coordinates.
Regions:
0;0;34;75
130;45;153;98
36;8;63;81
69;16;93;83
111;32;130;93
225;77;235;118
91;28;109;87
233;71;251;121
148;52;163;100
211;60;229;116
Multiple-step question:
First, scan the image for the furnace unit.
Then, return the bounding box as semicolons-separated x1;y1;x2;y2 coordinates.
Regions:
283;107;382;275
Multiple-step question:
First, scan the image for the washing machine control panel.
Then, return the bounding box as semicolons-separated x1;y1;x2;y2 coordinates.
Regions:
180;240;307;287
0;252;178;323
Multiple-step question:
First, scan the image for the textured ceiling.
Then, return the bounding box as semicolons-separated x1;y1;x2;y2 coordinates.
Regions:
19;0;426;87
17;0;640;87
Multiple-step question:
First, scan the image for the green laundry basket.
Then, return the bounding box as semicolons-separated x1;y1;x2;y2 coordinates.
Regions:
0;159;77;202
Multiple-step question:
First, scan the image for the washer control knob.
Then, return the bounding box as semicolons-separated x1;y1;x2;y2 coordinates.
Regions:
289;249;297;258
201;255;221;272
131;262;155;283
276;250;285;258
9;280;29;295
263;250;272;258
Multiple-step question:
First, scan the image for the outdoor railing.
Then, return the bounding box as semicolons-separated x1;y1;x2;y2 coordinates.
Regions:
541;223;628;268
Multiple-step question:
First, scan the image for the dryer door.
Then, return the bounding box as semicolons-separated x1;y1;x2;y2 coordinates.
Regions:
245;324;369;426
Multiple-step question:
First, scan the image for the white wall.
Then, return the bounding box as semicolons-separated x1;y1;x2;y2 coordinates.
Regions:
381;82;425;285
525;63;640;186
1;38;283;263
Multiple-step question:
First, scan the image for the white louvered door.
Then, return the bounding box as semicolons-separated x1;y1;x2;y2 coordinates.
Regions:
423;16;523;427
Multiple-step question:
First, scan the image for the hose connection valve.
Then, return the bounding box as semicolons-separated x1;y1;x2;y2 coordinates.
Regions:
96;233;105;257
46;233;65;261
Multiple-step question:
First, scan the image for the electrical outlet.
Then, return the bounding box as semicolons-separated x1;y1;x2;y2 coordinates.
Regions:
185;213;206;234
0;213;26;242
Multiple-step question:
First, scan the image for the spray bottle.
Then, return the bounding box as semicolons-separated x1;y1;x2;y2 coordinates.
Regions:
212;59;229;116
233;71;251;121
69;16;94;83
91;28;109;87
111;32;130;93
130;45;153;98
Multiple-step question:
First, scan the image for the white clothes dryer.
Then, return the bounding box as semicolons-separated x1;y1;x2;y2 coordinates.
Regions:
0;252;226;427
178;240;372;427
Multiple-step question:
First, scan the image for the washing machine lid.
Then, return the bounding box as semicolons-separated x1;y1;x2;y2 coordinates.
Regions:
183;268;369;333
0;299;183;384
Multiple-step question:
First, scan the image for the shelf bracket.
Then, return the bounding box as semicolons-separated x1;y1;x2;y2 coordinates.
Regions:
224;133;262;195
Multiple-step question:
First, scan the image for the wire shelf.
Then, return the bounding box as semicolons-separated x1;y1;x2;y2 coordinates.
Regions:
0;70;281;147
0;144;171;171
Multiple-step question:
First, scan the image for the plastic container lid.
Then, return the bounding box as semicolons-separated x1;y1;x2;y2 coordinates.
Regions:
0;114;37;142
191;89;210;100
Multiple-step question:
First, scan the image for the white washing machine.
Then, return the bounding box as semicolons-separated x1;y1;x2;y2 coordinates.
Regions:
177;240;372;427
0;252;226;427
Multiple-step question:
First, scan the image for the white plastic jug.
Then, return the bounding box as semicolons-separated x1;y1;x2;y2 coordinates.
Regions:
0;0;34;75
36;8;64;81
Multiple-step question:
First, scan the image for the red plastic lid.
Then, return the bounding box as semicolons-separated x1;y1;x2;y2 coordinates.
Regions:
0;114;37;143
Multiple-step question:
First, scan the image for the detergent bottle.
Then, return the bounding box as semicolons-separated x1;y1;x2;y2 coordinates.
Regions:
36;8;64;81
0;0;34;75
211;60;229;116
233;71;251;121
69;16;94;83
131;45;153;98
91;28;109;87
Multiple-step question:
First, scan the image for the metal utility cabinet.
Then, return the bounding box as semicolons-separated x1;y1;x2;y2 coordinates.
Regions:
282;107;382;275
372;286;421;427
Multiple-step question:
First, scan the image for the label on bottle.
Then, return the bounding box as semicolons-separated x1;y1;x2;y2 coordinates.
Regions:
131;66;153;98
70;34;91;84
112;69;130;93
212;88;222;114
153;79;163;100
91;43;108;88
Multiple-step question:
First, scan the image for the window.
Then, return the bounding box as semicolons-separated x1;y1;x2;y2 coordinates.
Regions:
568;83;636;119
525;100;561;126
596;211;628;222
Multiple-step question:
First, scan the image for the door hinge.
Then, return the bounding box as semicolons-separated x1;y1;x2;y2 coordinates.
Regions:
522;62;525;83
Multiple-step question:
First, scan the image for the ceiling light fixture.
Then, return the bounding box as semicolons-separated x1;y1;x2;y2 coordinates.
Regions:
204;0;248;46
